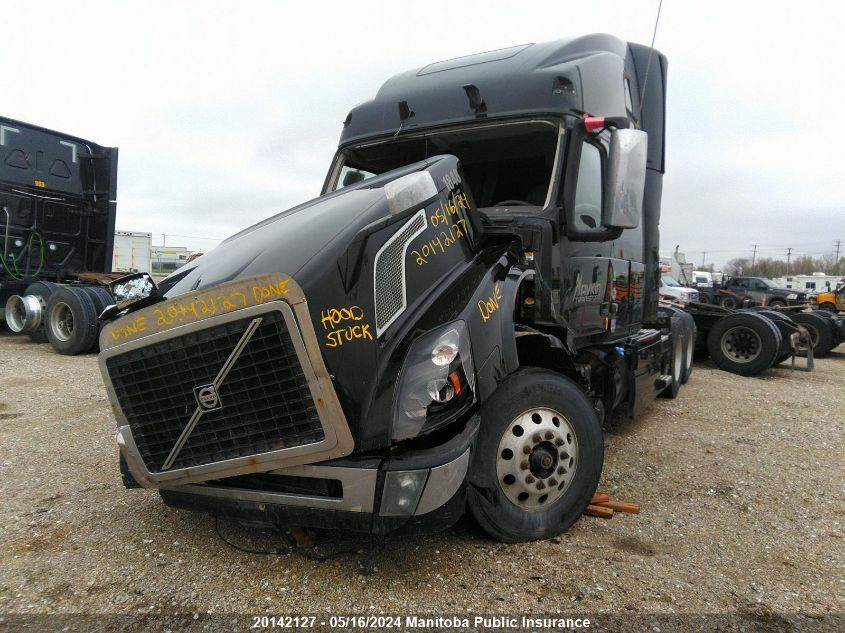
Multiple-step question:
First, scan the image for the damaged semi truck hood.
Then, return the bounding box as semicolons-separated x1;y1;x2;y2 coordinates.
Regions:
99;155;491;487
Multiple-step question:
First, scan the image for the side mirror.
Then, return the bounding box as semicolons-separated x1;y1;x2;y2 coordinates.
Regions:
602;128;647;229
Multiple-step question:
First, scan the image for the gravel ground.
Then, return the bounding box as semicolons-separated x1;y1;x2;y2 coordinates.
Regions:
0;330;843;630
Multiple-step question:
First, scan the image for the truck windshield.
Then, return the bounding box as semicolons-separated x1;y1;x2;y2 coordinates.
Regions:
662;275;681;287
329;121;559;208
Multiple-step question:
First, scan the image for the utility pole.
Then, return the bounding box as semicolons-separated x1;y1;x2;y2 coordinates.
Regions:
162;233;167;247
701;251;706;268
786;247;792;275
751;244;758;269
835;240;842;263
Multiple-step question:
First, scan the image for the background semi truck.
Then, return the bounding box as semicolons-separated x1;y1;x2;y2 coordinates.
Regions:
97;34;702;543
1;116;119;353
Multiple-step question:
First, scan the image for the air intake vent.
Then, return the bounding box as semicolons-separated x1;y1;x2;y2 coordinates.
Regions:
374;209;427;336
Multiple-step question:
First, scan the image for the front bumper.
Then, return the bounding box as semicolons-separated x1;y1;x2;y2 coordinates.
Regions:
159;416;480;535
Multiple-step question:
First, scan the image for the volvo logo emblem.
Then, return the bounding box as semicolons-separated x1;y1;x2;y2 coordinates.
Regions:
161;316;263;471
193;384;222;412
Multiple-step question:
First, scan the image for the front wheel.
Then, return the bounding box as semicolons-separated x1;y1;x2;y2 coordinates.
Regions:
818;302;837;313
467;369;603;543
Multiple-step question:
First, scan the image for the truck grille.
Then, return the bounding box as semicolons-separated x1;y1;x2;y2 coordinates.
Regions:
105;311;325;472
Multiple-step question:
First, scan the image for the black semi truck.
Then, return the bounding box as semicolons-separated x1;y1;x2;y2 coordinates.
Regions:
97;34;697;542
1;117;118;352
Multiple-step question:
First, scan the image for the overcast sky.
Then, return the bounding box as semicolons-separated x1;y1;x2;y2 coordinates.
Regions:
4;1;844;268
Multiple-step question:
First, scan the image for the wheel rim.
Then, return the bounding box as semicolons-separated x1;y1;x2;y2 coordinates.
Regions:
723;298;736;309
49;302;75;342
496;408;578;510
720;325;762;363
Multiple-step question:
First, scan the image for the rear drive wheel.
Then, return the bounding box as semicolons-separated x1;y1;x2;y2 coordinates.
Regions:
659;319;683;399
22;281;59;343
766;299;786;309
45;287;98;355
818;302;837;313
790;312;834;358
707;312;781;376
468;369;603;543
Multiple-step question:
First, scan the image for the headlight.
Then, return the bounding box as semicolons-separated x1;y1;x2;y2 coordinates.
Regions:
786;293;797;300
392;321;475;441
383;171;439;215
109;272;160;310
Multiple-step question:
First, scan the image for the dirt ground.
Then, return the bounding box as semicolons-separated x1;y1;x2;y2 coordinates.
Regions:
0;330;843;631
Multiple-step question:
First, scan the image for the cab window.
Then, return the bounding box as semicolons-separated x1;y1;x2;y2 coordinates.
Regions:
336;165;376;189
572;142;603;231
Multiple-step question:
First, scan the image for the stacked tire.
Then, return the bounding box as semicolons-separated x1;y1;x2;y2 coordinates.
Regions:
790;311;842;358
706;311;781;376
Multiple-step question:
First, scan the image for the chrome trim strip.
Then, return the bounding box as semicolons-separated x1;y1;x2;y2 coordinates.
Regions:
161;316;263;471
414;448;470;515
162;465;379;513
373;209;428;337
102;289;354;487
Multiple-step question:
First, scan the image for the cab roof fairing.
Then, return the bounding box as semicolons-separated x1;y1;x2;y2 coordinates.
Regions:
338;33;634;148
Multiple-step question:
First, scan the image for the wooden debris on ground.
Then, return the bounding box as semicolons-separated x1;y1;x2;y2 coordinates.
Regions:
584;492;640;519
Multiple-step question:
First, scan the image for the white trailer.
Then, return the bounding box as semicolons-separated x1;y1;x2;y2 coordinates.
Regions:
112;231;152;273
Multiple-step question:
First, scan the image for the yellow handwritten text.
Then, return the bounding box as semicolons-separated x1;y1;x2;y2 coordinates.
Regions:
252;278;290;302
429;191;470;228
320;305;365;330
411;217;469;265
110;315;147;341
325;324;374;348
321;305;374;347
478;284;503;322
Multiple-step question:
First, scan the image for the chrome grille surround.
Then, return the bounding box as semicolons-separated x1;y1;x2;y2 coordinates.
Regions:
100;298;354;488
373;209;427;337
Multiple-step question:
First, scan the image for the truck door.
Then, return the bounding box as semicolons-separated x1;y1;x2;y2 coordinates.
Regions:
557;128;642;341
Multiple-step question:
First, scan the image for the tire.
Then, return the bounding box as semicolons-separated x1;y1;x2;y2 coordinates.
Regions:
753;310;795;365
82;286;111;316
45;287;99;355
698;294;711;305
720;295;738;310
766;299;786;309
707;312;781;376
679;312;696;384
467;369;603;543
659;317;683;398
819;302;837;313
22;281;59;343
790;312;834;358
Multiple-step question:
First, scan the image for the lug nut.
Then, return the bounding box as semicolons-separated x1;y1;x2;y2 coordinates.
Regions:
548;478;558;487
555;438;564;446
520;461;529;470
536;481;546;490
557;466;566;475
545;431;554;440
533;433;542;444
523;446;532;454
526;475;535;484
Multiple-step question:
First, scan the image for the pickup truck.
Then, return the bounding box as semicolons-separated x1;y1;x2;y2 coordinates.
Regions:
719;276;808;309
